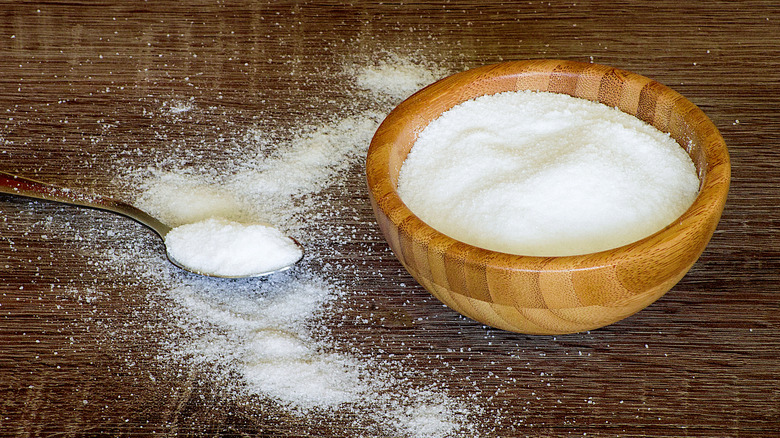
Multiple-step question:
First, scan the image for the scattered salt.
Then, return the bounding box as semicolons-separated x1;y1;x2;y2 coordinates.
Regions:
89;56;475;436
398;90;700;256
136;174;248;227
354;54;447;100
164;218;302;277
162;99;193;115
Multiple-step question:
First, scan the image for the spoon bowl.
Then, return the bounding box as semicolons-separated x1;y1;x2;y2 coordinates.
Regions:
0;171;303;278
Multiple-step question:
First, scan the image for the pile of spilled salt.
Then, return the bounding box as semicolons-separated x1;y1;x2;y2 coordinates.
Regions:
397;90;700;256
164;218;302;277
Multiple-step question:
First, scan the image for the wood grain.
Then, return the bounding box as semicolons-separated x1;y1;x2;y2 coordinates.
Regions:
1;1;778;437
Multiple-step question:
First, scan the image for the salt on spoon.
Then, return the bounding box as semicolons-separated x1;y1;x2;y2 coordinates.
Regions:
0;171;303;278
164;218;303;278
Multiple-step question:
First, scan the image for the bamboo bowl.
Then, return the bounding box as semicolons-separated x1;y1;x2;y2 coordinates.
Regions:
366;60;730;335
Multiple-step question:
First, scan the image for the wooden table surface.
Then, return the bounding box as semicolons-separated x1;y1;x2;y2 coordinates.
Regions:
1;1;778;437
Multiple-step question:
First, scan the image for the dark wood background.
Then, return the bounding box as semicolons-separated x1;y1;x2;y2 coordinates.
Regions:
1;1;778;436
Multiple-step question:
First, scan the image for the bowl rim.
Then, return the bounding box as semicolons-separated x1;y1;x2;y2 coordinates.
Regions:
366;59;731;271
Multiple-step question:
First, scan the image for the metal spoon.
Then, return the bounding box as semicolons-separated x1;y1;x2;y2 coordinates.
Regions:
0;171;303;278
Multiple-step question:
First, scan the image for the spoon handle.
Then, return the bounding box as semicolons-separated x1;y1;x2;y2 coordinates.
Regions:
0;171;171;238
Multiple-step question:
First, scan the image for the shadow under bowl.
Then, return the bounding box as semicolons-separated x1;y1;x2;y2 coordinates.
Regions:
365;59;730;335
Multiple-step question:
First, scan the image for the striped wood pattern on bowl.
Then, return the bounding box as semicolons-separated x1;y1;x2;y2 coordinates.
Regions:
366;60;730;334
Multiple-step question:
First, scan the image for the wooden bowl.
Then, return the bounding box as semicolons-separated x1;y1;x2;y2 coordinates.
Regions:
365;60;730;335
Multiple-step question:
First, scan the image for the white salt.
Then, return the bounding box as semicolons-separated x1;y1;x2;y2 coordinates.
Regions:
164;218;302;277
136;175;249;227
242;350;369;410
398;90;700;256
354;55;446;100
